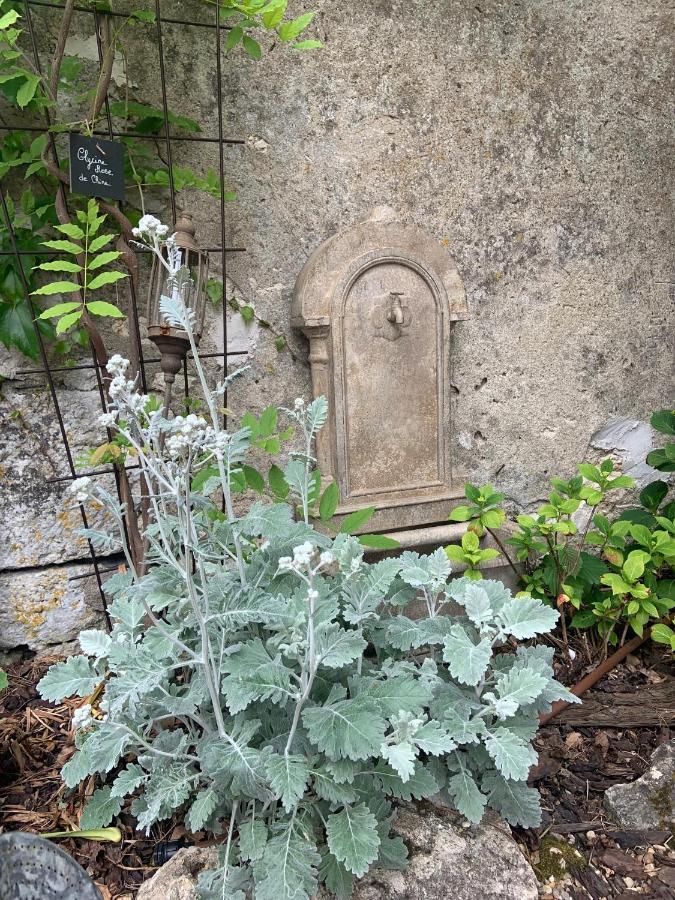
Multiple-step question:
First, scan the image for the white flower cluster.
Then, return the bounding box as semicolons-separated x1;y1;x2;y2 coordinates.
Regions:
106;356;148;416
69;476;92;503
98;411;117;428
72;703;93;731
278;544;335;575
132;214;169;241
165;414;210;457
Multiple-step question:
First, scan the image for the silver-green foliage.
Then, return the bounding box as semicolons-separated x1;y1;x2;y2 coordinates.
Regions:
38;251;576;899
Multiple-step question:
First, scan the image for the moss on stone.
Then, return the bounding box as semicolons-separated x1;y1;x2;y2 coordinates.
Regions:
534;836;586;882
648;773;675;830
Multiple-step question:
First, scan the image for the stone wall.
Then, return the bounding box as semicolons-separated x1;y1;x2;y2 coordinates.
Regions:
1;0;672;655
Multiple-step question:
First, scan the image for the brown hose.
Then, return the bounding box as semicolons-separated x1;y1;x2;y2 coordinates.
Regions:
539;628;651;725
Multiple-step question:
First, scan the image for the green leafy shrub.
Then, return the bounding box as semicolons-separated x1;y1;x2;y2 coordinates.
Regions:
38;219;575;899
449;417;675;656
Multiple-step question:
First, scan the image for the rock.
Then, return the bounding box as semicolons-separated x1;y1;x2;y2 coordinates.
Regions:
604;740;675;830
334;807;538;900
137;847;218;900
137;808;537;900
0;562;106;654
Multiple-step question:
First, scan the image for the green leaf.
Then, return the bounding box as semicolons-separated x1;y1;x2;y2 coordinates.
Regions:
55;222;85;240
326;803;380;877
32;281;81;296
448;769;487;823
242;35;262;59
111;763;146;798
412;721;457;756
482;771;542;828
55;310;83;333
316;623;366;668
88;233;115;253
38;301;81;319
226;25;243;51
312;768;358;805
0;9;20;28
253;828;320;900
651;409;675;436
293;39;323;50
268;463;289;499
640;480;668;513
79;629;112;658
242;464;265;494
130;9;156;22
497;596;559;639
358;533;400;549
647;448;675;472
79;786;122;829
374;762;439;801
36;259;82;273
484;727;537;781
481;508;505;528
459;581;492;627
449;505;474;522
238;819;268;861
576;551;609;584
650;624;674;646
302;697;386;760
37;656;98;701
0;670;7;692
87;270;128;291
87;250;121;271
340;506;375;534
86;300;124;317
442;625;492;686
319;481;340;521
264;754;310;813
221;639;293;713
319;850;354;900
360;674;431;717
578;463;602;483
16;73;40;108
42;239;83;255
623;549;650;582
186;787;218;832
380;740;417;781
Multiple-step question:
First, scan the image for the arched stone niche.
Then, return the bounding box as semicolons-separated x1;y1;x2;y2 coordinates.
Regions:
292;207;469;534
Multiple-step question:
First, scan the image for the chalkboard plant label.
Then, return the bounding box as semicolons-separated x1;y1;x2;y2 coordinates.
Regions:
69;133;125;202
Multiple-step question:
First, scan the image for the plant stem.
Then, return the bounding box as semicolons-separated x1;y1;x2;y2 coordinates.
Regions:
485;526;519;577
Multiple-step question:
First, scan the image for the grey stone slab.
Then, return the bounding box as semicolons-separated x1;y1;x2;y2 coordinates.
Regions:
604;740;675;831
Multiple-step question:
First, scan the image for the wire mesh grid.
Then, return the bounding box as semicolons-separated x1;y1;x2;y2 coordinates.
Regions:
1;0;246;621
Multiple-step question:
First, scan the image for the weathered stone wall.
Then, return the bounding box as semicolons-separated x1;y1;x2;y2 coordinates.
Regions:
1;0;672;655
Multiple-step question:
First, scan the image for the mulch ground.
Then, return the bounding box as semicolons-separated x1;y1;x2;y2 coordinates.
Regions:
519;647;675;898
0;649;673;899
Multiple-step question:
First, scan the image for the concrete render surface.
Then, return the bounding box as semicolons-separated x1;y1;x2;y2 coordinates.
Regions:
0;0;673;653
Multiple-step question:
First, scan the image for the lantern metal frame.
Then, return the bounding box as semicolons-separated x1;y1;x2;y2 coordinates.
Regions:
146;211;209;386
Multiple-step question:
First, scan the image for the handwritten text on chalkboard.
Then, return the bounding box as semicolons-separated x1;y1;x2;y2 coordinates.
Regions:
69;134;125;202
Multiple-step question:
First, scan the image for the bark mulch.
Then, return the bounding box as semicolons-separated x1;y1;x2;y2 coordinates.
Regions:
518;650;674;899
1;651;673;899
0;655;171;899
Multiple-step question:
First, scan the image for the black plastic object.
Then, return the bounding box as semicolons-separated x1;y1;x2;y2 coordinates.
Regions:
153;839;186;867
0;832;102;900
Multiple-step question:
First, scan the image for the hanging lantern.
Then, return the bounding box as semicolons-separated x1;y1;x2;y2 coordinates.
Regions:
146;211;209;385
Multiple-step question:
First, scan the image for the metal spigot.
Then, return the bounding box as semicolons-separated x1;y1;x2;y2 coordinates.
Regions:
386;291;405;325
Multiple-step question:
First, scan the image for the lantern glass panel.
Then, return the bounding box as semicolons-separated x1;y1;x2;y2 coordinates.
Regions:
146;214;209;343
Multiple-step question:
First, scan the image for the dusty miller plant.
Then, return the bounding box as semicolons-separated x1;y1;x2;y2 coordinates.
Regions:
38;218;577;899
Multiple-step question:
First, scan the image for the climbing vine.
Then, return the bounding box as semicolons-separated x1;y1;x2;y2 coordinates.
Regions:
0;0;320;359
